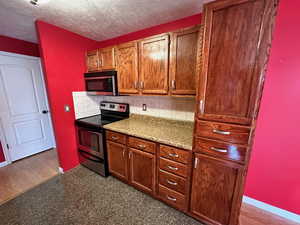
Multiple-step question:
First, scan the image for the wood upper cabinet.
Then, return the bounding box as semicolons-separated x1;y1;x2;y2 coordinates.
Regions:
116;42;139;94
86;50;99;72
129;148;156;194
139;34;169;95
107;141;128;181
196;0;278;125
169;26;200;95
190;153;243;225
99;46;116;70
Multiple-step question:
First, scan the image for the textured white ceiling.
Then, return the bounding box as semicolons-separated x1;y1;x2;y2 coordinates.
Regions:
0;0;212;44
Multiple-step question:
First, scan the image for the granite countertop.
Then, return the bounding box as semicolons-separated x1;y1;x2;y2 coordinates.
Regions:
103;114;194;150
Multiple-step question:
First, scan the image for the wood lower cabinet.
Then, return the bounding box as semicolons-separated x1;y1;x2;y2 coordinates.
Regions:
139;34;169;95
129;148;156;194
107;141;128;181
190;153;243;225
169;26;199;96
116;42;139;94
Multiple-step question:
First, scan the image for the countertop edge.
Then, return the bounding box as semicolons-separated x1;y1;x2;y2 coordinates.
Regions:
104;126;193;151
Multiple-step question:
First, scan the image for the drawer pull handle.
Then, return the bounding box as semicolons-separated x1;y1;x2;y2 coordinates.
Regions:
168;153;179;158
111;136;119;140
167;196;177;202
210;147;227;153
213;129;231;135
167;166;178;171
137;144;146;149
167;180;177;186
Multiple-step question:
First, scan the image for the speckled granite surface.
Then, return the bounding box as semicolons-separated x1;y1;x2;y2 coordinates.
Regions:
0;166;203;225
104;114;194;150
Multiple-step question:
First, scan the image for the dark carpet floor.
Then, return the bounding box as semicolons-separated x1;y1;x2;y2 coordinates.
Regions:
0;166;203;225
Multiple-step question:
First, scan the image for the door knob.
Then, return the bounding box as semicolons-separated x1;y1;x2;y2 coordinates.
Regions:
42;110;49;114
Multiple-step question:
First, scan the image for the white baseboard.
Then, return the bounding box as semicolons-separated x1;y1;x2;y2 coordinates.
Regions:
243;196;300;223
58;167;64;174
0;161;9;168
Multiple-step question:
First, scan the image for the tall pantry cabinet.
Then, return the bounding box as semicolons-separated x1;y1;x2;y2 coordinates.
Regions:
191;0;279;225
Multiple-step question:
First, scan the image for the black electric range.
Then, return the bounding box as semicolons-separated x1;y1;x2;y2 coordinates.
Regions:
75;101;129;176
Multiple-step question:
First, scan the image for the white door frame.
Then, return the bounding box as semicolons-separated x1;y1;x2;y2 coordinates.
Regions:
0;51;56;165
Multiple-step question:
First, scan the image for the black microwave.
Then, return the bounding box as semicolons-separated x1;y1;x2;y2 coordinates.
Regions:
84;71;118;95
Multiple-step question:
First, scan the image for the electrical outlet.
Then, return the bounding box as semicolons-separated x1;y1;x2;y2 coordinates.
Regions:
142;104;147;111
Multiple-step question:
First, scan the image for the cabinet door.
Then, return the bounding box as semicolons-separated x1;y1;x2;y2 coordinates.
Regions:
129;148;155;194
99;47;115;70
190;153;243;225
107;141;128;181
169;26;199;95
197;0;278;125
139;34;169;95
116;42;139;94
86;49;99;72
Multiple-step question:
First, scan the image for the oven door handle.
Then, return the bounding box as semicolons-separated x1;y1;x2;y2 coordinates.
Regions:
79;150;103;163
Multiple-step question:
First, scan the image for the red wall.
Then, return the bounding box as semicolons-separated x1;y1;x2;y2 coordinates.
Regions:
0;35;39;57
245;0;300;214
94;14;201;49
36;21;98;171
36;15;201;172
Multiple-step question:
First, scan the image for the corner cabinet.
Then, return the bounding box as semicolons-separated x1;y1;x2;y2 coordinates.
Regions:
115;41;139;94
169;26;200;96
191;1;279;225
139;34;170;95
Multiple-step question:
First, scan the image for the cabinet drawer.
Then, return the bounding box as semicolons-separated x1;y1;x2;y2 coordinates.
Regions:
159;170;186;194
158;185;186;211
159;145;190;164
195;120;251;144
159;158;188;178
128;137;156;154
194;137;247;163
106;131;126;145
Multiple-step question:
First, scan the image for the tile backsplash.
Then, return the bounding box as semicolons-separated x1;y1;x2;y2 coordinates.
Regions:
72;92;196;121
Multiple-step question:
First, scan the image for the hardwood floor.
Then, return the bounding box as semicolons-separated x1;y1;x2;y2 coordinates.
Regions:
240;203;299;225
0;149;297;225
0;149;59;205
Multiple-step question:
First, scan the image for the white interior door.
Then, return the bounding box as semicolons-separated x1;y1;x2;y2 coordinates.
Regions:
0;52;55;162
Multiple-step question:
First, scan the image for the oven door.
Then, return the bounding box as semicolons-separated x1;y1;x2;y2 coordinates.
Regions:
85;76;117;95
77;127;104;158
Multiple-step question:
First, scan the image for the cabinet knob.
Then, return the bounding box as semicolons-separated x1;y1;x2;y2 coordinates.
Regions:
194;157;199;169
210;147;228;153
140;81;144;89
167;180;177;186
167;196;177;202
212;129;231;135
167;165;178;171
199;100;204;114
171;80;176;90
168;153;179;158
